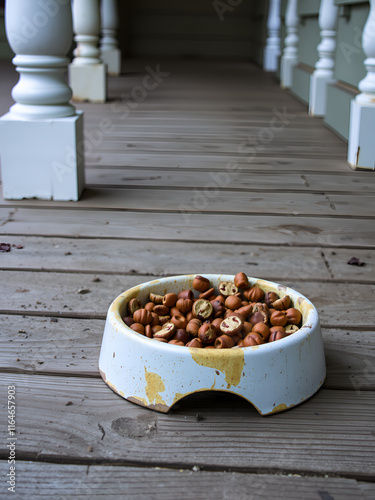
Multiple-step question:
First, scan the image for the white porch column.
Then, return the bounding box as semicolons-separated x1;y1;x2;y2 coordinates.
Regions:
264;0;282;72
280;0;298;89
309;0;338;116
0;0;84;201
348;0;375;170
100;0;121;76
68;0;107;102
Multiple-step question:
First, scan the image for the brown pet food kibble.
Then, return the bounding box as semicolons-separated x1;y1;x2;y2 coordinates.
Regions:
192;275;211;292
234;272;249;289
123;273;304;349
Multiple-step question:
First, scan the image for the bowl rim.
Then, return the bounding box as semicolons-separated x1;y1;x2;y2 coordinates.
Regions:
108;274;319;354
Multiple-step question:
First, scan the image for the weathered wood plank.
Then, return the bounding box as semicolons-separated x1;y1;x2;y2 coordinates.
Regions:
2;209;375;247
83;100;311;114
83;117;345;134
2;462;374;500
0;155;349;176
323;328;375;390
84;153;349;172
92;137;346;152
0;207;14;225
89;129;345;142
0;271;374;328
0;237;330;279
85;140;345;158
81;100;337;117
0;374;374;478
1;315;374;391
0;237;374;283
0;316;103;377
2;188;374;218
326;247;375;281
84;167;375;194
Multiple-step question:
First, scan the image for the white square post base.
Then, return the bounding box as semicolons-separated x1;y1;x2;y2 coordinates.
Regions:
348;100;375;170
263;47;279;72
0;112;85;201
309;72;333;117
101;49;121;76
280;57;296;89
69;64;107;103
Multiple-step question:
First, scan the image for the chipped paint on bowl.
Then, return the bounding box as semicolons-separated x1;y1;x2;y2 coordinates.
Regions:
98;275;326;415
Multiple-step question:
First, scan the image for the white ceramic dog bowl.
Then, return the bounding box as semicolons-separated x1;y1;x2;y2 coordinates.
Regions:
99;275;326;415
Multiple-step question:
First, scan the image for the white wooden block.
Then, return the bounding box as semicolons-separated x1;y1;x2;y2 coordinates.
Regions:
100;0;121;76
347;100;375;170
280;57;295;89
101;48;121;76
263;47;280;72
68;64;107;103
0;112;85;200
309;72;334;116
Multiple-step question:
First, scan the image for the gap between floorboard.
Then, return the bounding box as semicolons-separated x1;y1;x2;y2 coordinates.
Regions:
2;203;375;221
2;233;375;250
0;267;374;285
1;451;374;483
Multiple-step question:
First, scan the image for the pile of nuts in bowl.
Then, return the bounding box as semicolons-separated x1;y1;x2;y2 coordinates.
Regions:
122;273;303;349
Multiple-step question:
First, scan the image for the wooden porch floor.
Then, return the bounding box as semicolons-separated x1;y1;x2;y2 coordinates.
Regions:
1;58;375;499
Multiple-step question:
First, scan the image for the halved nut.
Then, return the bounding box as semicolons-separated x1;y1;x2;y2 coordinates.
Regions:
218;281;238;297
153;322;176;340
219;315;243;336
285;324;299;335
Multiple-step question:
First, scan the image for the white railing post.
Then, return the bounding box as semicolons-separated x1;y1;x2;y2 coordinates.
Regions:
309;0;338;116
100;0;121;76
0;0;84;201
264;0;282;72
69;0;107;102
348;0;375;170
280;0;299;88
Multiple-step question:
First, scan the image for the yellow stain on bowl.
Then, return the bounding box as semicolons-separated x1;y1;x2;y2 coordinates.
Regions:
271;403;289;413
254;279;277;294
297;296;314;318
110;285;142;319
106;379;119;394
189;348;244;389
172;392;186;406
144;367;167;407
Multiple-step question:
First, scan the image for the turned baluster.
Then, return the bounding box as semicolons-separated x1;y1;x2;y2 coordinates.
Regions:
309;0;339;116
280;0;299;89
264;0;282;72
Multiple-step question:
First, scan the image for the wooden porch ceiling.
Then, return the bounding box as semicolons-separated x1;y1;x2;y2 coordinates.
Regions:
0;58;375;498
